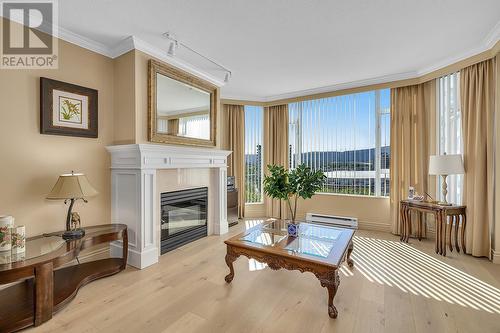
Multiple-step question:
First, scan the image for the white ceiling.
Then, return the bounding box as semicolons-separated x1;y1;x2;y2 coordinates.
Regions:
53;1;500;100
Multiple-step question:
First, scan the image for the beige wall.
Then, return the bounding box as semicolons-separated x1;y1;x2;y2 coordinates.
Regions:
113;50;136;144
296;194;391;231
0;39;114;237
245;195;390;231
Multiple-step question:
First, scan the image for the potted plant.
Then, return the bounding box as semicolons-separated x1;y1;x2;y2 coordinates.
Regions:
263;164;325;235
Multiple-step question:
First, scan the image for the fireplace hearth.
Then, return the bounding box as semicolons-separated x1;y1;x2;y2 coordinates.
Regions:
160;187;208;254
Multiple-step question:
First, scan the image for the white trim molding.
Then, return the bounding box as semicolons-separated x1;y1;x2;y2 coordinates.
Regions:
6;12;498;101
107;144;232;269
492;250;500;264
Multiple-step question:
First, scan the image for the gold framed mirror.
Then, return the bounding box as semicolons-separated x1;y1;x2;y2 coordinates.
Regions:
148;59;218;147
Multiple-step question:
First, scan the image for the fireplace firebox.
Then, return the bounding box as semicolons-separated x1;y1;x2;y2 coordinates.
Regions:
160;187;208;254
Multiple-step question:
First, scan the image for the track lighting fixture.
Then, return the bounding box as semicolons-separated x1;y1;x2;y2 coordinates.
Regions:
167;40;177;56
162;31;232;83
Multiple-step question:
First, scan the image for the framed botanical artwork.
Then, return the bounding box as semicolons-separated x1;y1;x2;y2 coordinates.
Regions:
40;77;98;138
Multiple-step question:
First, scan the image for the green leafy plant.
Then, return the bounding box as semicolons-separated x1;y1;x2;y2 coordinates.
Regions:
263;164;326;223
60;99;81;121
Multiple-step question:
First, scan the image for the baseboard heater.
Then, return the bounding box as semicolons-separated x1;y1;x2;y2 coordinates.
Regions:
305;213;358;229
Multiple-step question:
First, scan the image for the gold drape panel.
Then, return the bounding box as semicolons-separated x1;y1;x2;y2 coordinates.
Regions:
264;104;289;219
167;118;179;135
390;81;434;235
222;104;245;218
460;59;495;258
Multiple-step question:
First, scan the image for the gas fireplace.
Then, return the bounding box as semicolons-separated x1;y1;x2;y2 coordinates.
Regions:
160;187;208;254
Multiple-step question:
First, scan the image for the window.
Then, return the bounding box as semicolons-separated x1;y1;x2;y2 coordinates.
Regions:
289;89;390;196
437;73;463;204
244;106;264;203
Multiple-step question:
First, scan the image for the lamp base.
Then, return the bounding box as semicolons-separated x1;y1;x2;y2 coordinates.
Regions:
62;228;85;240
438;201;452;206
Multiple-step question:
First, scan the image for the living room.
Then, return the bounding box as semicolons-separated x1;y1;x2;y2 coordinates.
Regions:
0;1;500;332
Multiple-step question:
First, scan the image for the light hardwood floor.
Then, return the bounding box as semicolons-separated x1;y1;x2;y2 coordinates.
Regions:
29;219;500;333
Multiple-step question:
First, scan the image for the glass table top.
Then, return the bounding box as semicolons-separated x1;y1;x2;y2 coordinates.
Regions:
238;221;349;259
240;229;287;246
0;236;66;265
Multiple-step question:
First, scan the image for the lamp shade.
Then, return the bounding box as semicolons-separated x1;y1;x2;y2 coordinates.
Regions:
46;173;98;200
428;154;464;176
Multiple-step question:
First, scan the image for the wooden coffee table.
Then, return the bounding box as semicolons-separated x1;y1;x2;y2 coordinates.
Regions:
224;220;354;318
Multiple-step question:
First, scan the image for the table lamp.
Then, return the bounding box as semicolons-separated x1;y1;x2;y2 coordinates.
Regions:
47;172;98;239
428;154;464;205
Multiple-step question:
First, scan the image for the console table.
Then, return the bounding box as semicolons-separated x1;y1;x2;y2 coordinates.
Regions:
400;200;466;256
0;224;127;332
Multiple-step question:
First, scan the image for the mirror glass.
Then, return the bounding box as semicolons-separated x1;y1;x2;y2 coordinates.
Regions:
156;73;211;140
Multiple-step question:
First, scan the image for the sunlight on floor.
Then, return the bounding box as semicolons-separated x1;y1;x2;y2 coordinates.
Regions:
352;236;500;314
249;258;267;271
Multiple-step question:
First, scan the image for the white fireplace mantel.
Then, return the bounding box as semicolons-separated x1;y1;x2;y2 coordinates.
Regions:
106;144;232;269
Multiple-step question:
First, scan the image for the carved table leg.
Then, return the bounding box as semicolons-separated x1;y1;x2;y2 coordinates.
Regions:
405;207;412;242
400;204;405;241
319;270;340;319
448;215;454;252
417;211;422;242
435;211;440;254
441;211;448;257
454;215;460;253
346;241;354;268
224;245;239;283
461;214;467;253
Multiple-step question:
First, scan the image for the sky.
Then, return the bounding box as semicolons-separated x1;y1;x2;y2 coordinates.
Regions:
244;88;390;154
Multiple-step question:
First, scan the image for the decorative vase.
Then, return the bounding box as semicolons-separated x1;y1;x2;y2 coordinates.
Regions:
0;215;14;252
11;225;26;254
286;221;300;237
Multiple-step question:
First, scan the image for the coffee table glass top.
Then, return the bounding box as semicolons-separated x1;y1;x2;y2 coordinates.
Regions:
238;220;351;259
240;229;287;246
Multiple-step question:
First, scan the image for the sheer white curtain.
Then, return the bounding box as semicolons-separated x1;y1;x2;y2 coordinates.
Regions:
179;114;210;140
437;73;463;204
244;106;264;204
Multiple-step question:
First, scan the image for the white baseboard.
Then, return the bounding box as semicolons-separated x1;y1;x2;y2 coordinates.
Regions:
110;242;158;269
492;250;500;264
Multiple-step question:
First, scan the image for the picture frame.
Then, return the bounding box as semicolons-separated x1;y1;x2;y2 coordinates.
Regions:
40;77;98;138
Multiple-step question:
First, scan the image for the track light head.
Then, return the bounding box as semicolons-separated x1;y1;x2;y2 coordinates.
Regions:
224;71;231;83
167;41;177;56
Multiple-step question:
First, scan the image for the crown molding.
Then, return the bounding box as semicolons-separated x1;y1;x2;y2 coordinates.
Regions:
58;26;114;58
484;20;500;49
223;20;500;102
256;70;418;103
1;13;226;86
57;32;225;86
2;13;498;100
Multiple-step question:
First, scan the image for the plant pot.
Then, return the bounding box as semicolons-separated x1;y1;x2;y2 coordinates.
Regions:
286;221;300;237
